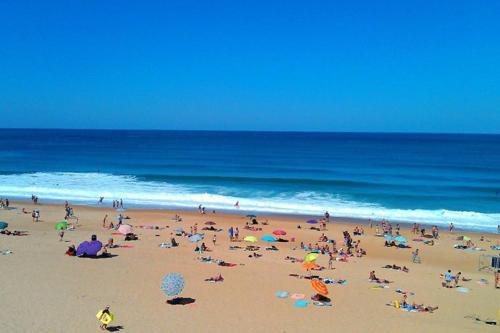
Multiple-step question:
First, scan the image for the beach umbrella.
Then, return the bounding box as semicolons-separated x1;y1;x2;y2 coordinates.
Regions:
304;252;319;263
306;219;318;224
394;236;407;243
189;234;204;243
273;230;286;236
55;220;68;230
161;272;185;297
204;221;216;225
302;262;318;270
244;235;258;243
76;240;103;256
261;235;277;242
117;224;132;235
384;234;394;242
0;221;8;230
311;279;329;296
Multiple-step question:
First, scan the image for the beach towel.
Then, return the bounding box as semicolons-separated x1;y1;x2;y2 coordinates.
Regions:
477;278;488;286
457;287;470;293
290;293;305;300
313;301;332;307
371;285;389;290
275;291;289;299
293;300;309;308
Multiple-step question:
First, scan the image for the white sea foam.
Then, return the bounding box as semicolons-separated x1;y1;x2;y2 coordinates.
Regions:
0;172;498;231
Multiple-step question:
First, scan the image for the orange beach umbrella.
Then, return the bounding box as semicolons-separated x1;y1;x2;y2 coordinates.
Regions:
311;279;329;296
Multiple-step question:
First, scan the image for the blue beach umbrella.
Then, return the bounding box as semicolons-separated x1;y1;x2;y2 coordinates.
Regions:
0;221;8;230
189;234;204;243
394;236;407;243
161;273;185;297
384;235;395;242
261;235;277;242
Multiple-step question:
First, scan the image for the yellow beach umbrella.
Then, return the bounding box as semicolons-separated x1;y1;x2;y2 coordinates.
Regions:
244;235;258;243
304;252;319;263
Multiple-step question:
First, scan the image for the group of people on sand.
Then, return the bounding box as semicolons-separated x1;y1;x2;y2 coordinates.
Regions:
64;201;76;220
1;229;27;236
410;223;440;239
442;269;469;288
0;197;10;208
395;293;439;313
31;194;39;204
369;270;392;284
197;204;216;215
228;226;239;241
112;199;124;209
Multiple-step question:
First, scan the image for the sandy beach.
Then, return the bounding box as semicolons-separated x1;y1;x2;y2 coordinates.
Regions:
0;201;498;332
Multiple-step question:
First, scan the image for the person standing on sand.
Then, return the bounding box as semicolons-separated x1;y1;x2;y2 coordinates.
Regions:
234;227;239;240
228;227;233;241
449;222;455;232
495;270;499;289
213;234;217;247
102;214;108;228
328;253;334;269
412;249;420;263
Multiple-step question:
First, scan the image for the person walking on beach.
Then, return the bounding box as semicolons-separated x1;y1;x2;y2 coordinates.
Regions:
328;253;334;270
97;305;113;330
234;227;239;240
449;222;455;232
495;270;500;289
213;234;217;247
102;214;108;228
228;227;233;241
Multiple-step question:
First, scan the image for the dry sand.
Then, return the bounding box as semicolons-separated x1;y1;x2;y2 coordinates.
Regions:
1;201;499;332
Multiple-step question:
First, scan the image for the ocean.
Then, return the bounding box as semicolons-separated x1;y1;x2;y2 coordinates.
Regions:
0;129;499;231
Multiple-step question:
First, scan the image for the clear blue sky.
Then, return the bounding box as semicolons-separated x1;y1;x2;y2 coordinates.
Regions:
1;1;499;133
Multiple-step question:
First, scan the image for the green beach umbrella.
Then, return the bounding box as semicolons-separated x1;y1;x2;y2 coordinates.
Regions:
0;221;8;230
55;220;68;230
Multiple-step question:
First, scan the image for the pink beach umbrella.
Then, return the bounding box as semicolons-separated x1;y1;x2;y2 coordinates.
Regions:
117;224;133;235
273;230;286;236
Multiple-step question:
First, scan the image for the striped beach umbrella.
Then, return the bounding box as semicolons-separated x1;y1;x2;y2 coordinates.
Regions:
311;279;329;296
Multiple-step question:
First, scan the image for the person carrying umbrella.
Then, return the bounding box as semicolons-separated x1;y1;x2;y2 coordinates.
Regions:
96;305;114;330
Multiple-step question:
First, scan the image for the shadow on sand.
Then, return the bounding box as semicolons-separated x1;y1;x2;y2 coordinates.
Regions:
167;297;196;305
